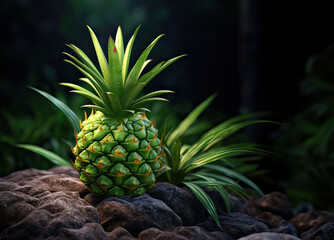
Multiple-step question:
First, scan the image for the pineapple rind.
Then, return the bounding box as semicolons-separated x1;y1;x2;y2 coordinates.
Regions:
73;111;163;196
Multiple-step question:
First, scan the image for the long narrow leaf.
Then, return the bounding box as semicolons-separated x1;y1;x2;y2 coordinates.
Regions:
87;26;111;88
121;62;164;108
60;83;107;108
30;87;80;133
204;164;264;195
188;172;243;190
184;145;263;172
184;173;232;213
183;182;221;228
203;120;273;151
212;185;231;213
185;173;243;190
81;104;114;117
122;54;185;108
138;55;187;86
167;94;216;146
106;92;123;116
115;26;124;64
64;60;108;103
17;144;72;167
122;26;140;83
124;34;164;90
63;52;108;91
134;90;174;103
65;44;103;80
180;119;271;168
108;36;123;97
131;97;169;109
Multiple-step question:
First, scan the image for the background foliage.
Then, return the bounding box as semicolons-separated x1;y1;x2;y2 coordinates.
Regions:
1;0;334;211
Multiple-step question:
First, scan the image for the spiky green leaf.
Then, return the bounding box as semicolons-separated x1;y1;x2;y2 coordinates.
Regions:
124;34;164;91
131;97;169;109
122;55;185;108
60;83;107;109
81;104;114;117
122;26;140;83
65;44;103;80
63;52;107;90
134;90;174;105
87;26;111;89
64;60;108;102
115;26;125;64
106;92;124;117
108;36;123;97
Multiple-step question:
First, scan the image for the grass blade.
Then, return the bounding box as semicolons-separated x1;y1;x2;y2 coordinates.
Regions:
212;185;231;213
205;164;264;195
167;94;216;145
29;87;80;133
17;144;72;167
183;182;221;228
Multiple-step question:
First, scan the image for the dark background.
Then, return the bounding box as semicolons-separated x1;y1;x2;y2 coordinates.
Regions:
1;0;334;209
2;1;334;119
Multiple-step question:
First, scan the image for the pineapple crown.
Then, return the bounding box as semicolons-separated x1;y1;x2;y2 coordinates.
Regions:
62;25;185;119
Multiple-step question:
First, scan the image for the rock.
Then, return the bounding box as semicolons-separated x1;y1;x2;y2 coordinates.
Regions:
106;227;136;240
173;226;232;240
0;191;37;232
255;212;298;236
56;223;110;240
138;226;231;240
84;193;108;206
248;192;294;220
205;189;249;215
301;222;334;240
1;167;332;240
197;212;270;239
138;228;187;240
238;232;302;240
0;167;102;240
289;211;334;234
147;182;206;225
96;193;182;236
0;166;88;197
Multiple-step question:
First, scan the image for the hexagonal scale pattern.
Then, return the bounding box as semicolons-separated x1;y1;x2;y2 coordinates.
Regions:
71;111;164;196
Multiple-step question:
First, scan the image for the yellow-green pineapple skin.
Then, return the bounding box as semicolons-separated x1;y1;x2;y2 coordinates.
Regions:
72;111;163;196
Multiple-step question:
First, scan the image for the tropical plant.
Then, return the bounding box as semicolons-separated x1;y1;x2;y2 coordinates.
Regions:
17;25;271;227
159;95;270;227
276;44;334;210
0;90;78;176
58;25;184;196
19;88;270;227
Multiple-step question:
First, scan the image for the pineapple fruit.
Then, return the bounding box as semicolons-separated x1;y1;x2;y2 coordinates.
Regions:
63;26;184;196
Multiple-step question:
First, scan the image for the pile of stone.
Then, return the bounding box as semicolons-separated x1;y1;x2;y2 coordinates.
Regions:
0;167;333;239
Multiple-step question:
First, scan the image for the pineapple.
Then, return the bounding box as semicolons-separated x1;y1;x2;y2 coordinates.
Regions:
62;26;184;196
